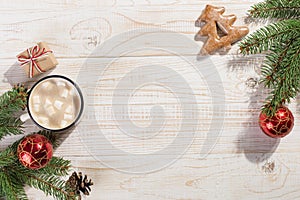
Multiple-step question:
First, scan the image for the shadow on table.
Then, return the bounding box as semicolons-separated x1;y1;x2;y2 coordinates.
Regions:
3;61;53;88
228;55;280;163
195;38;232;59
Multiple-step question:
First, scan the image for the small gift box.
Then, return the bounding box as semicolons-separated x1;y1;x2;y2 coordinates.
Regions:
17;42;58;78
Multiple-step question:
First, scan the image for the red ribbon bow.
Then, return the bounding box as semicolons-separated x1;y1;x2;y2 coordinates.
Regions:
17;45;52;78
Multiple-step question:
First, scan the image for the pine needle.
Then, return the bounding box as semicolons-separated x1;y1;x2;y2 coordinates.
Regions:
0;130;73;200
240;19;300;54
24;174;76;200
240;0;300;116
249;0;300;19
0;85;28;140
38;157;71;177
0;169;28;200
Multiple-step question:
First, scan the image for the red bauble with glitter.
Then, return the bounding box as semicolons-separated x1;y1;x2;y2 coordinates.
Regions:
259;106;294;138
17;134;53;170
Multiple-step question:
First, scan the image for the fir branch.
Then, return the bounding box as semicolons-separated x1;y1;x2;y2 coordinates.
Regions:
0;85;28;140
261;38;295;88
0;130;73;200
0;191;4;199
38;157;71;177
240;0;300;116
262;38;300;115
240;19;300;54
25;174;76;200
0;85;27;114
0;169;28;200
5;160;73;200
0;120;23;139
249;0;300;19
0;149;17;167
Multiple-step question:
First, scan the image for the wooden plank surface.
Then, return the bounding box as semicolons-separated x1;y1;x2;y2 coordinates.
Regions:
1;0;300;200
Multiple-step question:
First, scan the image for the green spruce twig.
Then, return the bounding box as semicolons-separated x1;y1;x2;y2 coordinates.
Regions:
38;157;71;176
0;86;75;200
240;19;300;55
24;174;75;200
0;131;74;200
0;85;28;140
249;0;300;19
0;168;28;200
240;0;300;116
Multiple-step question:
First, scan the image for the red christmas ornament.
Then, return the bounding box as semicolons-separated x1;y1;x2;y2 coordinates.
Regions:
17;134;53;169
259;106;294;138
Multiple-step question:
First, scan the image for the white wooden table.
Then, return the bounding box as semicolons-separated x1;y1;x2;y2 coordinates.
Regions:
1;1;300;199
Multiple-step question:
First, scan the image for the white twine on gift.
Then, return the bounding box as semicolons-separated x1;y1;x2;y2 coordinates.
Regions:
17;45;52;78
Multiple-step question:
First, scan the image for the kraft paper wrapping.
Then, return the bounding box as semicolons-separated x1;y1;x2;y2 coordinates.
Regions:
17;42;58;77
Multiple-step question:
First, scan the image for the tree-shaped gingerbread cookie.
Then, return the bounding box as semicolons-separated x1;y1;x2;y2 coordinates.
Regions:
195;5;249;55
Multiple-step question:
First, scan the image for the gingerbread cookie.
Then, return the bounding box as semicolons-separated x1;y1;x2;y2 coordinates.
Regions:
195;5;249;55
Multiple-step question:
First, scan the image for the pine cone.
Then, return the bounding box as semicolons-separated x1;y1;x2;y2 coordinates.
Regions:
66;172;94;198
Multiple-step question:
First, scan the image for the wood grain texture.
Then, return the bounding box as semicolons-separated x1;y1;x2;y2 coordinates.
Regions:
1;0;300;200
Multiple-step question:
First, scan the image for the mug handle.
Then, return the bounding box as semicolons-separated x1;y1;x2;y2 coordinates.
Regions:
20;113;30;122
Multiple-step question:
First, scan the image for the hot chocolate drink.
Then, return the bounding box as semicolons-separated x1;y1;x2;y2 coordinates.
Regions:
28;77;82;130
